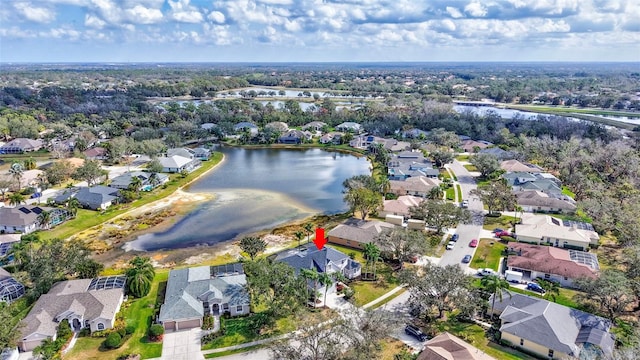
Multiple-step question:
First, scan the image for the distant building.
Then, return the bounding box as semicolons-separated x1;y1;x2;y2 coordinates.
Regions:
500;160;543;173
336;122;362;133
0;138;43;154
327;218;395;250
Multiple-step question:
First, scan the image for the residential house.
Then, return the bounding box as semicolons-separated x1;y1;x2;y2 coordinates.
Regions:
54;186;120;210
387;152;439;179
274;243;362;295
192;147;211;160
478;147;516;160
200;123;216;131
0;267;25;304
500;160;543;173
167;148;194;159
109;171;168;191
327;218;395;250
461;139;492;153
401;128;430;139
0;138;43;154
158;155;201;173
389;176;441;197
233;122;259;136
514;191;576;214
336;122;362;133
514;179;562;195
302;121;327;132
418;332;496;360
18;276;126;352
0;205;71;234
515;214;600;251
319;132;343;144
0;234;21;257
159;263;250;332
278;129;309;144
379;195;424;218
489;292;614;359
83;147;108;161
505;243;599;287
264;121;289;132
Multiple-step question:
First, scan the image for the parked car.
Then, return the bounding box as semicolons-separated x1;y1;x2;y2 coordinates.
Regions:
461;200;469;208
526;282;546;293
451;233;459;242
477;268;496;277
495;231;512;237
469;239;478;247
405;324;428;342
30;192;42;199
446;241;455;250
492;228;504;233
462;254;472;263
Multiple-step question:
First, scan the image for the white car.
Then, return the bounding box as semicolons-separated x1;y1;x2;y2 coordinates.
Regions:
477;268;496;276
461;200;469;208
446;241;455;250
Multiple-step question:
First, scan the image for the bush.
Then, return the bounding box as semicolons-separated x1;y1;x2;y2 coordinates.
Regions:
125;324;136;335
117;327;127;337
149;324;164;341
343;287;355;300
57;319;72;339
104;332;123;349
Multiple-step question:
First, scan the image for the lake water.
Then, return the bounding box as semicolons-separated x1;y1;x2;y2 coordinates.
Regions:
125;147;370;251
453;105;640;125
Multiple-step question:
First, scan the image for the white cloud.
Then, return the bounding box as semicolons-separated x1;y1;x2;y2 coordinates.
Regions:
207;11;225;24
446;6;464;19
85;13;107;28
125;5;163;24
464;1;488;17
14;2;56;23
169;0;204;23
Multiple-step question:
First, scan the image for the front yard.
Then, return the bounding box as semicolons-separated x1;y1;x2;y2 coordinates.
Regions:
470;238;506;271
482;215;518;231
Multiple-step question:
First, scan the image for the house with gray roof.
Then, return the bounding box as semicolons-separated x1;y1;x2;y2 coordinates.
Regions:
0;138;43;154
0;267;25;304
479;147;516;160
336;122;362;133
109;171;168;191
0;205;71;234
489;292;614;359
278;129;309;144
158;154;201;173
192;147;211;160
159;264;249;332
18;276;126;352
327;218;395;250
233;122;259;135
302;121;327;132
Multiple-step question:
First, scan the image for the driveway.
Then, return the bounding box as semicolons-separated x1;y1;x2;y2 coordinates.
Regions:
161;328;204;360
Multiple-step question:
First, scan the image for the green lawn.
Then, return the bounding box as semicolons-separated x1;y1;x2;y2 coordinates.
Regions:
204;345;265;358
439;169;451;180
507;286;583;310
561;186;576;198
455;155;470;162
65;271;168;360
42;153;223;241
455;184;462;201
445;187;455;201
470;239;506;271
433;317;538;360
482;215;518;231
463;164;478;172
201;312;297;351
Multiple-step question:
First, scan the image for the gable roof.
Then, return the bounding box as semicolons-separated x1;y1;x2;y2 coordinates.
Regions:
159;265;249;322
167;148;194;159
0;205;52;227
21;277;125;340
479;147;516;160
500;160;542;173
0;138;43;150
390;176;441;193
514;191;576;211
327;219;395;245
506;243;598;280
74;186;119;208
83;147;107;158
110;171;152;188
492;292;614;357
515;214;599;245
382;195;424;216
419;332;496;360
159;155;193;169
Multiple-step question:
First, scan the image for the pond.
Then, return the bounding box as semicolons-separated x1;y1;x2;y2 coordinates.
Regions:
125;147;370;251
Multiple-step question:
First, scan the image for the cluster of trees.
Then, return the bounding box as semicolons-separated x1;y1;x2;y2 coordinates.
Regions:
408;199;472;234
342;175;385;220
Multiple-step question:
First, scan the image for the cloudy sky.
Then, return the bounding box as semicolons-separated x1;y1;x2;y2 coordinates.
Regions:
1;0;639;62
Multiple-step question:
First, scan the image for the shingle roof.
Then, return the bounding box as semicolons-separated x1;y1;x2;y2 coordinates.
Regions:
515;214;599;245
159;155;193;169
0;138;43;151
382;195;424;216
491;292;614;357
390;176;441;193
419;332;497;360
74;186;119;209
159;265;249;322
0;205;52;227
506;243;598;280
274;243;361;277
514;191;576;211
500;160;542;173
327;219;395;245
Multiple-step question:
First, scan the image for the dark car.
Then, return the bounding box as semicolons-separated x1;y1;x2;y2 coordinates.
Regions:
462;254;472;263
451;233;459;242
405;324;428;342
30;192;42;199
492;228;504;233
526;283;546;293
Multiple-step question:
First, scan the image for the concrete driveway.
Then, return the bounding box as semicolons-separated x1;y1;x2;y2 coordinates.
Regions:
161;328;204;360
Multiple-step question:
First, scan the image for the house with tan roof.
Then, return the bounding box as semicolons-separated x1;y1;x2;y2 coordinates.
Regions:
506;243;599;287
461;139;492;153
327;218;395;250
379;195;423;218
0;138;43;154
18;276;126;352
514;191;576;214
514;214;599;251
500;160;542;173
83;147;107;160
389;176;441;197
418;332;496;360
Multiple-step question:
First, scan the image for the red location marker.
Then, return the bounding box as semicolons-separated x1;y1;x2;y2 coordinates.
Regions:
313;228;326;250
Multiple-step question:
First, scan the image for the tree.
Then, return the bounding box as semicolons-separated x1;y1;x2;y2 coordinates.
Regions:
129;175;143;198
44;160;74;185
300;268;320;305
469;153;500;178
8;162;24;191
269;311;345;360
66;198;79;217
470;180;515;215
409;200;471;234
147;158;164;174
239;236;267;260
0;303;21;349
344;187;382;220
73;159;105;186
294;230;305;249
319;272;333;308
374;228;428;269
537;279;560;302
304;222;314;244
0;179;11;201
244;259;306;319
106;136;134;163
8;192;25;206
431;150;454;168
23;157;36;170
427;186;443;200
575;269;634;321
362;242;381;279
401;263;476;319
481;275;511;316
126;256;155;298
37;210;51;230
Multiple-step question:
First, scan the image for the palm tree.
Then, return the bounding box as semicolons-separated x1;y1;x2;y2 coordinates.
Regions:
428;186;444;200
300;268;320;305
304;223;314;244
8;192;25;206
538;279;560;302
481;275;511;317
294;230;305;249
126;256;156;298
66;198;80;217
377;177;390;196
319;272;333;308
37;210;51;230
129;176;143;198
362;242;381;280
9;163;24;191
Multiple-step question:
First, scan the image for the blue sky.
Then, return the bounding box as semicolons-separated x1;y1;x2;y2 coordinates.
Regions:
1;0;639;62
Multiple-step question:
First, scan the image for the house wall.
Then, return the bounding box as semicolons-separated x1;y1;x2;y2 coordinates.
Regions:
229;304;251;317
407;219;425;230
501;332;569;360
515;235;589;251
19;338;47;352
327;235;365;250
90;317;115;333
527;269;576;288
1;223;37;234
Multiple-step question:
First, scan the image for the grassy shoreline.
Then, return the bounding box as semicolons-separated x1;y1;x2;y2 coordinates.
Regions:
504;104;638;130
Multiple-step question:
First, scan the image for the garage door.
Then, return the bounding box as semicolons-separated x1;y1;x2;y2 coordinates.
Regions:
163;321;176;332
177;318;201;330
